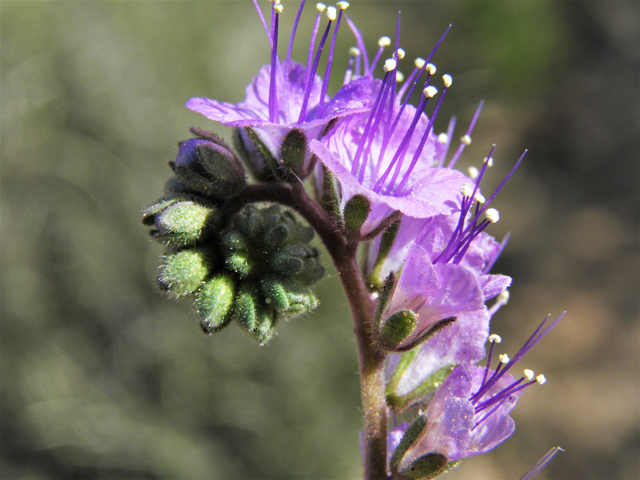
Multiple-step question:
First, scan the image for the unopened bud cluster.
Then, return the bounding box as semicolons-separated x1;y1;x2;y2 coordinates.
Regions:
143;129;324;344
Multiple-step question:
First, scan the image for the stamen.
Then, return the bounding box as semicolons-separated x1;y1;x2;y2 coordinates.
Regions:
474;192;486;204
536;374;546;385
268;4;280;123
396;71;405;82
468;166;480;179
326;5;337;21
318;3;347;111
370;36;391;73
252;0;273;47
384;58;397;72
485;208;500;223
436;115;456;167
345;17;370;74
286;0;307;69
499;353;510;364
442;73;452;87
524;369;535;380
396;48;406;59
488;289;510;316
489;334;502;343
447;100;484;168
336;1;350;9
519;446;564;480
424;86;438;97
426;63;436;75
483;233;510;274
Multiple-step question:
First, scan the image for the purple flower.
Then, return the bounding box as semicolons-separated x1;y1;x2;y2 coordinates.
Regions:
186;1;372;179
391;314;564;476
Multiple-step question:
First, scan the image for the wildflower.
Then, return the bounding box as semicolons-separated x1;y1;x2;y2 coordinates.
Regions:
186;1;373;181
310;21;479;237
389;314;564;478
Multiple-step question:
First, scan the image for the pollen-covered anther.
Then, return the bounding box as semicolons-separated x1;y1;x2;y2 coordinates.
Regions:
497;290;510;304
438;133;448;144
397;48;406;60
524;369;535;380
326;5;337;20
349;47;360;57
474;192;486;204
378;36;391;47
316;2;326;12
336;1;349;10
426;63;436;75
414;57;425;68
274;4;284;13
485;208;500;223
468;166;480;179
499;353;510;364
485;156;494;167
424;86;438;98
460;183;474;197
536;374;547;385
396;71;405;82
461;134;472;145
383;58;397;73
488;334;502;343
442;74;452;87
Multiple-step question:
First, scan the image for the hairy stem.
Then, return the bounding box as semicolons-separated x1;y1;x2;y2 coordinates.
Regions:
229;182;389;478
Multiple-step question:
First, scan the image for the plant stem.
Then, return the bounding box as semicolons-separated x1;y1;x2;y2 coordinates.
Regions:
230;183;389;478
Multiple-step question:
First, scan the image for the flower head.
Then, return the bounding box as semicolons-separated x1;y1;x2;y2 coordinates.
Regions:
390;314;564;478
186;1;372;180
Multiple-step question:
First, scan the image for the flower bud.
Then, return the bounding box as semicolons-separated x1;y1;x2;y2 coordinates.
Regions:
234;282;277;344
403;453;448;479
174;138;246;197
158;248;210;297
342;194;371;238
153;201;214;246
195;273;236;333
389;416;427;473
280;128;308;181
378;309;417;351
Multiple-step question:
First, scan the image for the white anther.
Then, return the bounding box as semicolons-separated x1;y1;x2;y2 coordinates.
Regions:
316;3;327;12
349;47;360;57
499;353;510;364
474;192;486;204
396;71;405;82
274;4;284;13
383;58;397;72
271;0;281;4
423;85;438;98
485;208;500;223
536;374;547;385
468;166;480;180
378;36;391;47
442;74;452;88
336;1;350;10
485;156;494;167
438;133;449;144
426;63;436;75
497;290;510;305
326;5;337;20
414;57;426;68
461;134;472;145
524;369;535;380
397;48;405;59
488;334;502;344
265;297;272;304
460;183;474;197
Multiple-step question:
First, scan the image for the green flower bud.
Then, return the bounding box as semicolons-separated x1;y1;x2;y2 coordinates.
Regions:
378;309;417;351
280;128;308;181
142;197;181;226
195;273;236;333
226;251;253;278
234;282;276;344
343;194;371;238
158;248;210;297
403;453;448;479
389;416;427;473
154;201;214;246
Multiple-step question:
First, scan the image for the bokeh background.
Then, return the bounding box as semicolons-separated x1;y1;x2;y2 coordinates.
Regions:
2;0;638;479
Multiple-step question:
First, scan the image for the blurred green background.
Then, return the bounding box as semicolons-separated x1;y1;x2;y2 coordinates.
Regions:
2;1;638;479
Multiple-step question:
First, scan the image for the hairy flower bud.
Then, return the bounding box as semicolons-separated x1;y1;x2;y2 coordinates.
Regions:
158;248;210;297
195;273;236;333
153;200;215;246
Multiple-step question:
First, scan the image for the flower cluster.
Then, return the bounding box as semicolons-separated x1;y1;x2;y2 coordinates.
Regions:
143;1;562;478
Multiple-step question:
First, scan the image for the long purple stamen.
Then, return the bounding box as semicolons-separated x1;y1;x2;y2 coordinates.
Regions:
268;5;280;123
519;447;564;480
318;6;347;112
252;0;273;48
484;232;511;274
298;11;333;123
436;115;456;168
345;17;370;74
286;0;307;71
447;100;484;169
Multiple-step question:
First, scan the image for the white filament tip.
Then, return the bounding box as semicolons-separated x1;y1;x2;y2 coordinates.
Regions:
426;63;436;75
524;369;535;380
499;354;510;364
536;374;547;385
424;85;438;98
414;57;426;68
488;334;502;344
383;58;397;73
316;2;326;12
396;71;405;82
460;183;474;197
497;290;510;304
274;4;284;13
397;48;406;60
378;36;391;47
461;134;472;145
336;1;350;10
485;208;500;223
468;166;480;179
442;74;452;87
326;5;337;20
349;47;361;57
474;192;486;204
485;156;494;167
438;133;448;144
